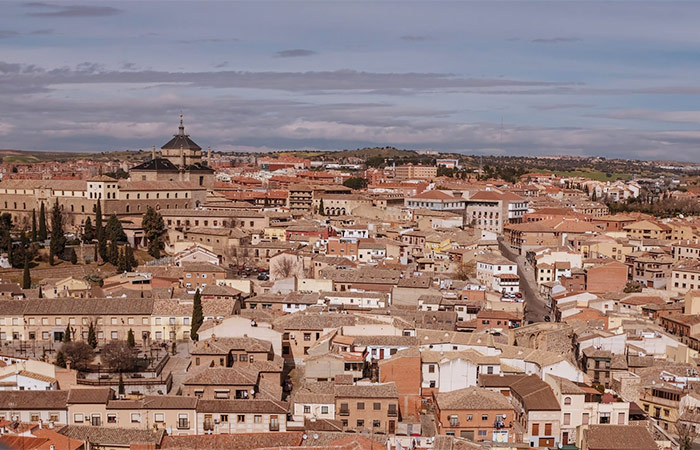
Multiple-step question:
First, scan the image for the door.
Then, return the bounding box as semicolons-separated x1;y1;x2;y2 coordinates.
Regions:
53;331;64;342
540;438;555;447
388;420;395;434
463;430;474;441
562;432;569;445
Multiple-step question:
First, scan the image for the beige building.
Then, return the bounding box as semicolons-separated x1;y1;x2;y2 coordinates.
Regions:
394;165;437;180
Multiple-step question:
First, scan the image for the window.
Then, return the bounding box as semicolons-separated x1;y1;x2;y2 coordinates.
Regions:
131;413;141;423
304;405;311;414
544;423;552;435
254;415;262;424
91;414;101;426
31;414;40;422
466;414;472;421
482;414;488;421
564;396;571;405
450;415;459;427
321;406;329;414
532;423;539;436
178;414;189;429
357;402;365;410
237;415;245;423
373;402;381;411
478;430;487;437
154;413;164;423
373;420;381;428
618;412;625;424
220;414;228;423
564;413;570;425
111;331;118;340
357;419;365;427
74;413;84;423
215;390;230;399
428;364;435;373
107;414;117;424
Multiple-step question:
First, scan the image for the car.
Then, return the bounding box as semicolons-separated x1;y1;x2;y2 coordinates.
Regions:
544;315;551;322
257;274;269;281
515;292;523;298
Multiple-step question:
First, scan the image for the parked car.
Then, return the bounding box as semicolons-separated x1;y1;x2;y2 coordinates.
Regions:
544;315;551;322
515;292;523;298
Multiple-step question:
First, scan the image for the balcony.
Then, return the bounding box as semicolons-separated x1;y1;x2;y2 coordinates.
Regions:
178;420;189;429
339;410;350;416
269;423;280;431
388;409;398;418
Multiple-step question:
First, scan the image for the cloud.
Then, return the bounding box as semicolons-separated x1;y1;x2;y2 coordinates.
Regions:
532;103;594;111
275;49;317;58
214;61;229;69
26;3;122;17
0;61;578;95
0;30;20;39
400;35;430;42
29;29;53;35
598;109;700;124
177;38;237;44
120;62;138;71
532;37;582;44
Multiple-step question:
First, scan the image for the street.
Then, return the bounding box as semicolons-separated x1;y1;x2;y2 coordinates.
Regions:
498;239;549;323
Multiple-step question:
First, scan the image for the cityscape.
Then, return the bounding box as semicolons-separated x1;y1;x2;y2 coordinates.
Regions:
2;2;700;450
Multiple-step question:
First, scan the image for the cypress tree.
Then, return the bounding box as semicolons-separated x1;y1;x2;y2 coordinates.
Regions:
82;217;95;243
50;199;66;260
38;202;47;241
117;246;127;272
96;199;107;262
118;373;125;396
190;288;203;341
127;329;135;348
87;321;97;349
319;198;325;216
108;239;118;265
55;351;66;368
22;256;31;289
70;248;78;265
62;325;71;343
31;209;37;242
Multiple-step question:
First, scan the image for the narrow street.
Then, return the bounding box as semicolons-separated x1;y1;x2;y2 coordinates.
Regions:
498;239;549;323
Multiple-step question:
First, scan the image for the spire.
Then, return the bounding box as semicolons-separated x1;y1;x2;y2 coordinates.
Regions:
178;112;185;136
152;145;156;160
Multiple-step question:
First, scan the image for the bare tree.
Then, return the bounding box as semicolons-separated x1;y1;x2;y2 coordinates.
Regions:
101;341;138;372
61;341;95;371
677;420;698;450
271;255;297;280
455;260;476;281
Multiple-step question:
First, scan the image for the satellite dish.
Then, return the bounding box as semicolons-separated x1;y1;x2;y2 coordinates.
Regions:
302;434;308;440
313;433;319;439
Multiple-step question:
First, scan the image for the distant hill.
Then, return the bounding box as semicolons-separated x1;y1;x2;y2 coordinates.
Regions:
329;147;420;160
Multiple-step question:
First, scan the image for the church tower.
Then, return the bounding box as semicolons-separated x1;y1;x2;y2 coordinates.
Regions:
160;114;203;168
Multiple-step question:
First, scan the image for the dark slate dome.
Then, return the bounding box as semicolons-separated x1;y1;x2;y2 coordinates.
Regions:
161;114;202;151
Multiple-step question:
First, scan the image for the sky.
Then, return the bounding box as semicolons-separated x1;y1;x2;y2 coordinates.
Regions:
2;1;700;160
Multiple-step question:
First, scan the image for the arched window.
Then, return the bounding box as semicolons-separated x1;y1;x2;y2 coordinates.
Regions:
564;397;571;405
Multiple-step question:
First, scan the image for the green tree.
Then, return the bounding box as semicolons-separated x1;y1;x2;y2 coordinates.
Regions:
62;325;72;343
11;231;28;269
342;177;368;190
143;207;166;258
118;372;125;396
127;329;135;348
126;245;137;271
22;256;31;289
318;198;325;216
82;217;95;243
38;202;47;241
70;248;78;265
55;351;66;368
105;214;126;243
117;246;127;272
50;199;66;260
108;239;118;266
190;288;203;341
87;321;98;349
101;341;137;372
96;199;107;262
0;213;12;255
31;209;37;242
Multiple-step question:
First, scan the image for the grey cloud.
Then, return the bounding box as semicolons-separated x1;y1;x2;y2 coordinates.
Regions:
532;37;582;44
400;35;430;42
120;62;137;71
214;61;229;69
29;28;53;35
275;49;317;58
531;103;594;111
0;30;20;39
177;38;237;44
27;3;122;17
0;61;577;95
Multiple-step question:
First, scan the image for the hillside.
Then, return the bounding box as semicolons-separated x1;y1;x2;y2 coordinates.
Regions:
327;147;420;160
